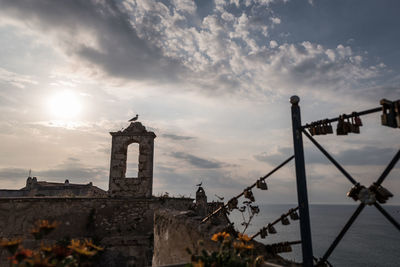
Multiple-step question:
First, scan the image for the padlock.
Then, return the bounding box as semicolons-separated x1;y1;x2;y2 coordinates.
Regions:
289;210;299;220
227;198;238;211
369;183;393;204
380;99;398;128
250;205;260;214
314;122;321;135
306;124;314;136
271;244;280;254
345;117;352;134
244;188;255;202
281;215;290;225
395;100;400;128
322;120;332;134
319;121;326;135
256;179;268;190
336;116;347;135
267;224;277;234
353;112;363;126
347;183;363;201
283;243;292;253
358;187;376;205
260;227;268;239
350;116;360;134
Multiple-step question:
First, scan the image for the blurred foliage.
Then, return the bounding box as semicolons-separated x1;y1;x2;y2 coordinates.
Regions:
0;220;103;267
186;232;264;267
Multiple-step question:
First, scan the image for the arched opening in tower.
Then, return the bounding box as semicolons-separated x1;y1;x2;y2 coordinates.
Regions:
126;143;139;178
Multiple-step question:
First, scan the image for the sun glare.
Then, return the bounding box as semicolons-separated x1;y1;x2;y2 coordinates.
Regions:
48;90;82;119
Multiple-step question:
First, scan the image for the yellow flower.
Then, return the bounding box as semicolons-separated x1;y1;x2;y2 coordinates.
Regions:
238;233;251;242
70;246;97;256
233;241;254;250
68;239;99;257
0;238;21;248
69;239;82;248
211;231;230;242
40;243;54;253
84;239;104;251
36;220;58;230
193;259;205;267
0;238;22;254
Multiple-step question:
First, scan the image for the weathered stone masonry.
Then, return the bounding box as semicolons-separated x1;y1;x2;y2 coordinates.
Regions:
0;197;193;266
0;121;206;266
109;122;156;198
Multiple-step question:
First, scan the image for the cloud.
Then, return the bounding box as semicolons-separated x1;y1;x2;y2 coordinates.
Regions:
255;146;399;166
0;0;382;101
162;133;195;141
0;0;186;82
0;67;38;88
0;159;108;185
170;151;226;169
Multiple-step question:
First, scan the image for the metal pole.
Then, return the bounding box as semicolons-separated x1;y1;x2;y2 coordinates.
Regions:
290;95;314;267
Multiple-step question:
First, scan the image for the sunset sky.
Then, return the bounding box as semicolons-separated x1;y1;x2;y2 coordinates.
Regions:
0;0;399;204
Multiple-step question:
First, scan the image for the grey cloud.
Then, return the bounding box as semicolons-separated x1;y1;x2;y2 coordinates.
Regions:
255;146;399;166
170;151;224;169
0;163;107;184
322;146;399;166
162;133;195;141
0;0;395;101
0;0;185;82
0;168;28;179
154;163;247;195
254;147;293;165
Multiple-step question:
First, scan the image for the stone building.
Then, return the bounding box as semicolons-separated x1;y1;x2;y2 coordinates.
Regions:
108;122;156;198
0;120;197;266
0;177;106;197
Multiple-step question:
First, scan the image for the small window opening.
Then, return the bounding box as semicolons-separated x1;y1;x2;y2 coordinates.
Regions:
126;143;139;178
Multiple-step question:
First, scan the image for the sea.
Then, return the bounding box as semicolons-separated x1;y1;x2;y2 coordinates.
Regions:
228;204;400;267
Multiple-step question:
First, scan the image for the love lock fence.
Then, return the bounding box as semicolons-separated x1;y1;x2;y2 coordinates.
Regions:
290;96;400;266
201;96;399;266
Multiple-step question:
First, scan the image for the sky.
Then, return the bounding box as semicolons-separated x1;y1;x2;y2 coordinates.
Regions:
0;0;399;205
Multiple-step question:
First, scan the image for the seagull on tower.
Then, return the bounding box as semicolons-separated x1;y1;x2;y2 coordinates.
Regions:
129;114;139;122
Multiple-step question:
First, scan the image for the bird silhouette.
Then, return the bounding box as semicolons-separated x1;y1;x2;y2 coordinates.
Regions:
129;114;139;122
215;194;224;201
196;182;202;187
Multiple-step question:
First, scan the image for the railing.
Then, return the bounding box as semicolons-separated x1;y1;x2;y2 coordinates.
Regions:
201;96;399;266
290;96;399;266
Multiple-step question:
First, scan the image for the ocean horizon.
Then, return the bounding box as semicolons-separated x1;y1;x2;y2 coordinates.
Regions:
229;204;400;267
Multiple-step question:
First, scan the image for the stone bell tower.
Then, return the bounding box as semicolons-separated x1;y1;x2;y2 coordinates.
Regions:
108;122;156;197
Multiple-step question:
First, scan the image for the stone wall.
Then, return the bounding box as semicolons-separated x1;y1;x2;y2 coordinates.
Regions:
152;209;227;266
0;197;193;267
152;209;301;267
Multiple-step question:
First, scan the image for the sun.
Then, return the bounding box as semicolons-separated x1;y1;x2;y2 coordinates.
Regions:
48;90;82;119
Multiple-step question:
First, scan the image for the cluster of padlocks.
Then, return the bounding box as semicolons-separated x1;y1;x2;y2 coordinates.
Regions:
265;241;294;254
255;208;299;239
306;98;400;137
306;113;363;136
381;99;400;128
227;178;268;212
347;182;393;205
336;113;363;135
306;120;333;136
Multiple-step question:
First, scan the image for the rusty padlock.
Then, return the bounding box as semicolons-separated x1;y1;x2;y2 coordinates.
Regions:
256;179;268;190
380;99;398;128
